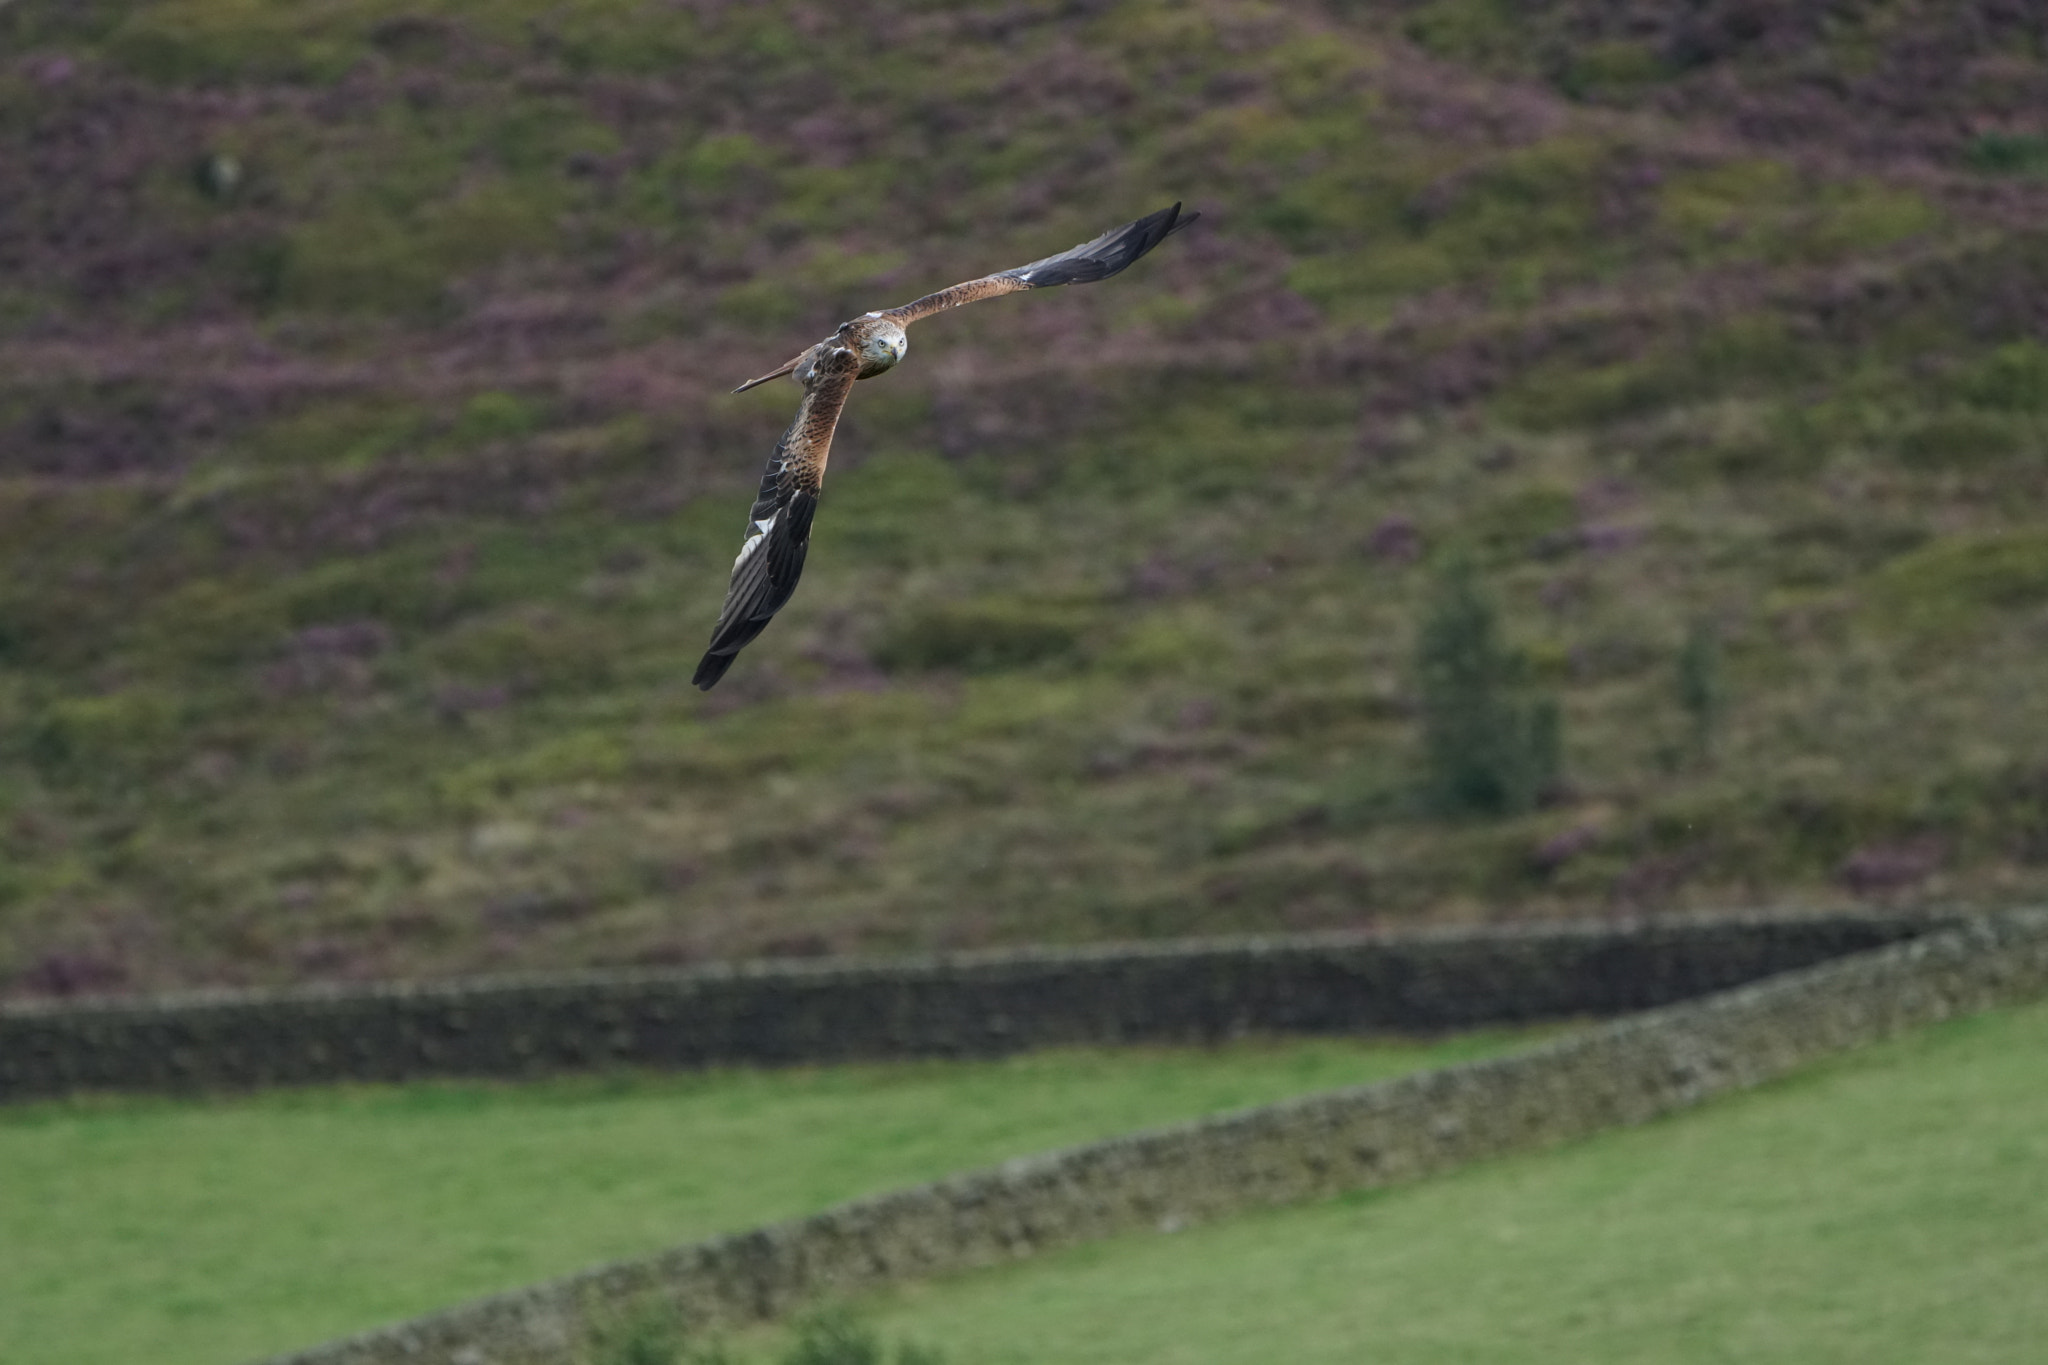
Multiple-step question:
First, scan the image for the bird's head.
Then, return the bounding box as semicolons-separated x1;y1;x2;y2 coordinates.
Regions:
854;319;908;377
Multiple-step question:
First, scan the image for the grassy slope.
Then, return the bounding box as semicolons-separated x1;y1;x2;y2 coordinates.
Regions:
817;996;2048;1365
4;0;2048;994
0;1030;1537;1365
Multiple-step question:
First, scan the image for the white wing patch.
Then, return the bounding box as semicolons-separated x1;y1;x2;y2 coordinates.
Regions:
733;513;777;570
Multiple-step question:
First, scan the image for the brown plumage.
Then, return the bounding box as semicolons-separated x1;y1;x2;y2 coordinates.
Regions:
692;203;1198;690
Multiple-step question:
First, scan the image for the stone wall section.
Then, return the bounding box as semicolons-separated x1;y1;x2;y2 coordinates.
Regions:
1;913;1943;1102
256;909;2048;1365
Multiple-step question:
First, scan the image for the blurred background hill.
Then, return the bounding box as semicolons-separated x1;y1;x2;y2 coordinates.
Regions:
3;0;2048;998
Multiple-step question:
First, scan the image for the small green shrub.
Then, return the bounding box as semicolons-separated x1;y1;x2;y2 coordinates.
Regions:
215;232;293;307
106;0;364;84
1869;531;2048;630
1422;136;1608;274
1956;341;2048;413
1893;411;2024;470
279;558;458;633
1401;0;1533;68
1505;315;1819;434
581;1301;732;1365
1658;159;1799;249
1675;619;1723;766
1793;180;1941;261
279;181;561;315
668;133;777;197
1496;357;1685;431
1101;613;1227;678
1285;242;1458;321
27;691;178;778
715;275;810;329
1560;41;1669;99
780;1313;884;1365
427;609;617;696
1639;401;1831;483
422;180;563;268
279;212;446;315
1693;315;1809;386
1468;486;1578;557
1965;132;2048;178
873;599;1083;674
1415;558;1560;817
235;399;434;470
452;391;548;447
779;1311;944;1365
1658;160;1937;264
577;1307;945;1365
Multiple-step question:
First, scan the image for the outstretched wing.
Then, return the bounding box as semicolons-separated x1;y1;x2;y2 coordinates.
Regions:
880;202;1198;328
693;346;860;690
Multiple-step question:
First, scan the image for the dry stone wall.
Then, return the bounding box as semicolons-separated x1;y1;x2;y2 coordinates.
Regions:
255;909;2048;1365
1;912;1944;1102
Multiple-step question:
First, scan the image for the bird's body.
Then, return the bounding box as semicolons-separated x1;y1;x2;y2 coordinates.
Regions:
693;204;1198;690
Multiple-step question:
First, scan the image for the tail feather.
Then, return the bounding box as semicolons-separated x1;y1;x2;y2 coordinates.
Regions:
733;355;804;394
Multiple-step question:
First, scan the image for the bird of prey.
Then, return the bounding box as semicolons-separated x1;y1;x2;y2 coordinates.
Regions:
691;203;1199;690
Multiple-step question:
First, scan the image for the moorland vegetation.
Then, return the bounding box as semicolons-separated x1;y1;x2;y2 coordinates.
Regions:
4;0;2048;995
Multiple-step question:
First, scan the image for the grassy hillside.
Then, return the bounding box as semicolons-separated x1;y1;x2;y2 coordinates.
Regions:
4;0;2048;994
0;1030;1537;1365
828;996;2048;1364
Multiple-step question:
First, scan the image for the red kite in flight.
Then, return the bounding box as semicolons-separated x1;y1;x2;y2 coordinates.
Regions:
693;204;1199;690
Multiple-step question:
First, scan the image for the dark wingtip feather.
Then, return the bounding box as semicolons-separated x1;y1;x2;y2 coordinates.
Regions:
692;650;737;690
1004;202;1199;289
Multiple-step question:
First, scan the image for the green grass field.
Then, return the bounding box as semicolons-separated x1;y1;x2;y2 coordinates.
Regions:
0;1030;1536;1365
787;997;2048;1365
